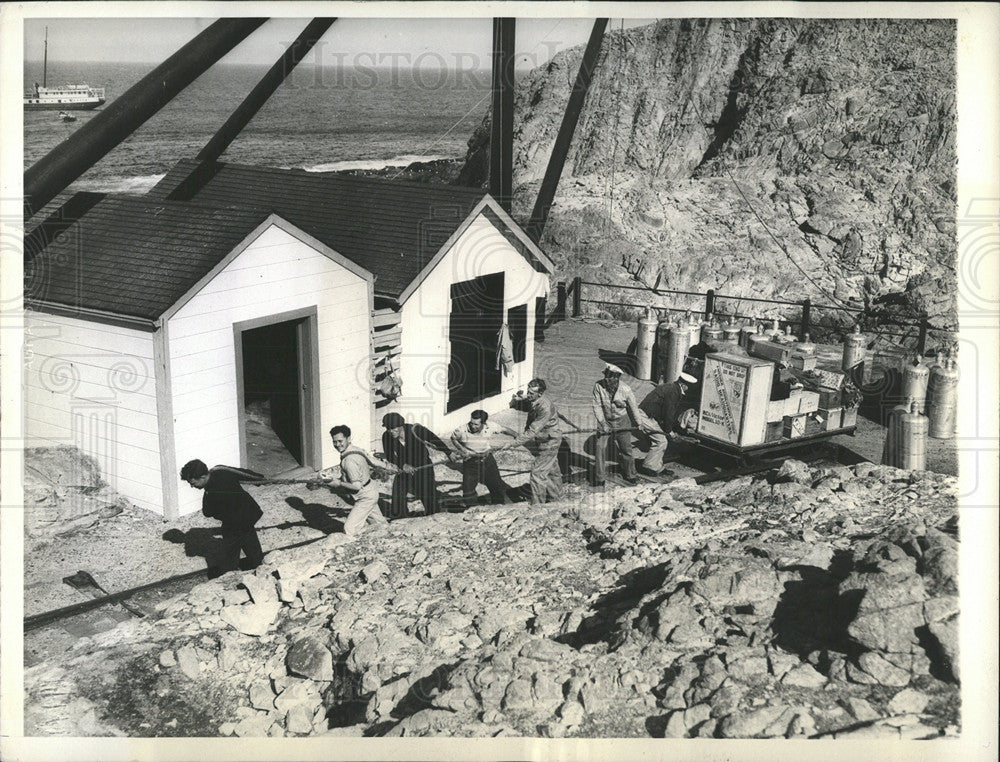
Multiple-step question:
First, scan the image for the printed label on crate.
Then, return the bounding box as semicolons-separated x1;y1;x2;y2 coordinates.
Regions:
698;359;747;444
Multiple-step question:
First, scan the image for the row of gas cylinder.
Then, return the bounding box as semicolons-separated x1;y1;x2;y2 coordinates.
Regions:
635;309;861;385
635;309;959;453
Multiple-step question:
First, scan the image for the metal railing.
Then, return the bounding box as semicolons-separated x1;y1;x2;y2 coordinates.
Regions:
548;276;936;353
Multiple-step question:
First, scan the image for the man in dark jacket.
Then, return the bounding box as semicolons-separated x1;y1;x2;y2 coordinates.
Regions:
381;412;449;518
639;371;698;458
181;459;264;577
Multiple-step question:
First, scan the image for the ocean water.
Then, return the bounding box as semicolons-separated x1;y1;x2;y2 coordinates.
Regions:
24;61;493;193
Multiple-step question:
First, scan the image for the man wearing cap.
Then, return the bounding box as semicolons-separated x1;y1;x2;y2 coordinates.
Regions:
639;372;698;459
497;378;564;504
381;412;450;518
592;364;666;484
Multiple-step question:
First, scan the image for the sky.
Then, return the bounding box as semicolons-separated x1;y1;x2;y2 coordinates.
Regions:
23;17;656;70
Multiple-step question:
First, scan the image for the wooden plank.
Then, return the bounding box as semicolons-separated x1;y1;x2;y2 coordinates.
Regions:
372;310;402;329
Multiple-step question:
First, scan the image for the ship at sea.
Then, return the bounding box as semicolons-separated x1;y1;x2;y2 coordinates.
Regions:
23;26;105;111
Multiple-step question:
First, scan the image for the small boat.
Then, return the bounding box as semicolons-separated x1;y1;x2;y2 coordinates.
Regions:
58;111;77;123
24;27;106;111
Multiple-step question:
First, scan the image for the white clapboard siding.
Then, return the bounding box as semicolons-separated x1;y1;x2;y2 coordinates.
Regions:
168;222;371;517
24;310;163;512
399;212;550;432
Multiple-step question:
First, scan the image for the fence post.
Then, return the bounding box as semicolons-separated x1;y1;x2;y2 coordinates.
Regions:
556;281;567;321
571;276;582;317
704;289;715;320
917;316;928;355
801;298;811;337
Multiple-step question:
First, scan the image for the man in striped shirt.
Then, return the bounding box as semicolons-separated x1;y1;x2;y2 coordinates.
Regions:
450;409;517;507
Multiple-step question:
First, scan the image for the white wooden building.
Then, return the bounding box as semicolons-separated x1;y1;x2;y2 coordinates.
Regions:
26;165;553;518
26;196;373;518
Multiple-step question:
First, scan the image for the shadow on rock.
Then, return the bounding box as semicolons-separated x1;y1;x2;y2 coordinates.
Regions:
556;562;673;650
769;550;860;658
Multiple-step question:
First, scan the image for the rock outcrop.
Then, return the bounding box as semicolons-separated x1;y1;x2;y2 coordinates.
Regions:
459;19;957;346
25;460;959;738
24;447;128;538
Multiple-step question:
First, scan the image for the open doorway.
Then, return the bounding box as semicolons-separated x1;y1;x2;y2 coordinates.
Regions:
447;272;504;412
235;309;319;477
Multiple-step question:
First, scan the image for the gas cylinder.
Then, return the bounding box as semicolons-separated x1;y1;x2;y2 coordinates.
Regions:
660;323;691;384
655;318;673;383
635;308;658;381
842;324;865;372
686;311;700;350
898;401;928;471
701;318;723;346
797;332;816;355
901;355;930;414
722;317;741;344
746;321;768;353
776;324;797;344
765;318;782;341
927;355;958;439
881;399;912;466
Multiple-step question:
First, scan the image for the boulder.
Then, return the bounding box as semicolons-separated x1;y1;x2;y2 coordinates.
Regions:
175;644;201;680
361;560;390;583
847;652;911;687
717;705;791;738
249;679;276;711
241;575;278;606
781;663;827;688
286;636;334;682
888;688;929;715
927;616;959;681
220;600;281;637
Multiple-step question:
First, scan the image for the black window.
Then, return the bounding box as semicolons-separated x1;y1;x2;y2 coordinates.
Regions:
508;303;528;364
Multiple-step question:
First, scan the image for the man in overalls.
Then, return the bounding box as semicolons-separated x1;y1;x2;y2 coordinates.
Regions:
323;425;388;537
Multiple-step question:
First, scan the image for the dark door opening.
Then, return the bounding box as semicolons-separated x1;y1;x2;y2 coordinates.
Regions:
240;319;304;476
447;272;504;412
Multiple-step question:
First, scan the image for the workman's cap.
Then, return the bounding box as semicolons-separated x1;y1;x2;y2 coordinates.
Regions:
382;412;405;428
679;372;698;384
604;363;624;376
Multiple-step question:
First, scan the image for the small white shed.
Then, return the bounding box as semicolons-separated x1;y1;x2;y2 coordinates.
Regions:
25;195;374;518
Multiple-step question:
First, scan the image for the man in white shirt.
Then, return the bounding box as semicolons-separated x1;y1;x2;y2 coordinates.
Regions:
323;424;388;536
592;363;667;484
450;409;516;507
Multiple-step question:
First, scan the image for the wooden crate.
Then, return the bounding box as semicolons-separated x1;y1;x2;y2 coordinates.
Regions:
819;407;843;431
782;413;807;439
697;353;774;446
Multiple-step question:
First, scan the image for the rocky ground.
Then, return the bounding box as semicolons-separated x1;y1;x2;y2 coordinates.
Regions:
25;458;959;739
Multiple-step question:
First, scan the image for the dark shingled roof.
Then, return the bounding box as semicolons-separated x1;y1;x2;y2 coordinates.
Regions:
26;194;270;322
146;160;491;298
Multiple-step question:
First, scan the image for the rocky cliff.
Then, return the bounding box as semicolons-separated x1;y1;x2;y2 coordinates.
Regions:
460;19;957;344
